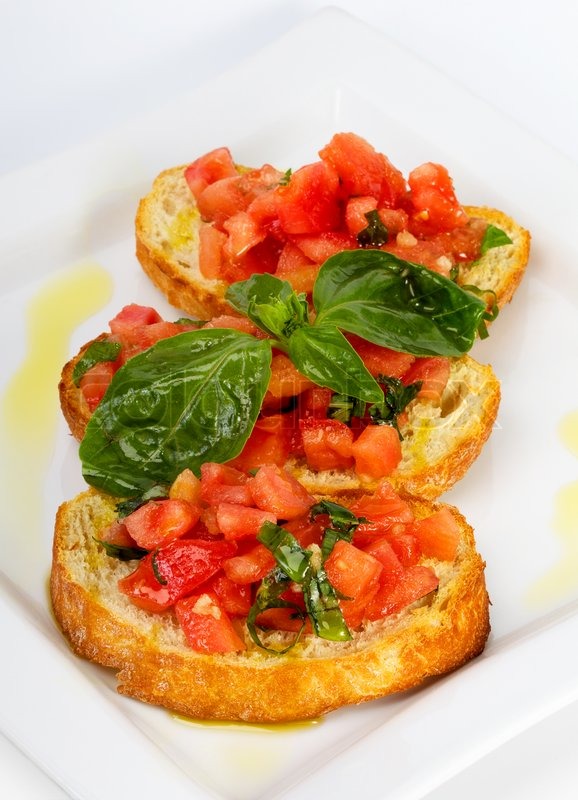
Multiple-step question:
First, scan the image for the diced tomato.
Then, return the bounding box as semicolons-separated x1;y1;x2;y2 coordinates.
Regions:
175;592;246;653
222;210;267;259
298;386;333;419
109;304;163;334
169;468;202;504
116;321;192;362
249;464;315;520
275;161;341;235
184;147;238;201
376;208;410;236
348;335;415;378
219;235;283;282
209;574;252;616
231;414;293;472
402;357;450;404
365;565;439;620
409;507;460;561
282;516;324;549
79;360;117;411
299;417;354;471
118;538;236;612
200;462;254;506
124;499;201;550
349;480;415;527
265;354;315;405
98;520;137;549
216;502;277;540
201;314;261;336
319;132;407;207
324;540;383;629
351;425;402;480
362;536;404;577
292;231;357;264
407;162;468;236
223;543;276;584
196;176;248;226
198;224;227;279
344;196;378;236
386;532;422;566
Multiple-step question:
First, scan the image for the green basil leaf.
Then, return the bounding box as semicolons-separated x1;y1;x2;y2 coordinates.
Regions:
72;339;121;386
115;484;168;518
246;568;305;655
369;376;423;437
313;250;486;356
258;521;312;582
288;326;383;403
79;329;272;496
357;209;389;246
479;224;513;255
225;274;309;342
303;567;352;642
93;538;148;561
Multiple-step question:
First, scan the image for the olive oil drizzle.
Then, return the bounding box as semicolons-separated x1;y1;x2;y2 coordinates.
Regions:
0;263;113;554
526;411;578;606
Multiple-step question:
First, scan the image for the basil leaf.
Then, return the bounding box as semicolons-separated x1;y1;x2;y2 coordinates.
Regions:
479;224;513;255
288;326;383;403
357;209;389;246
258;522;312;582
79;329;272;496
72;339;121;386
226;274;309;342
310;499;364;561
115;484;168;518
303;567;352;642
313;250;486;356
246;568;306;655
93;538;148;561
328;393;367;424
369;376;422;437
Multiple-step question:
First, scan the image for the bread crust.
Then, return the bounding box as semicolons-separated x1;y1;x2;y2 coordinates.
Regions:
50;489;490;722
134;165;530;319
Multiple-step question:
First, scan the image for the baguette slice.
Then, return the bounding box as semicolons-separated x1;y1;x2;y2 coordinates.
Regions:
135;164;530;319
59;343;500;501
50;487;490;723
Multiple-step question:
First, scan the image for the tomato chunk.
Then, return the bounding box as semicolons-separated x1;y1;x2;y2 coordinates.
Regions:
324;540;383;629
223;543;276;584
402;357;450;404
198;223;227;279
118;538;236;612
348;336;415;379
124;499;201;550
275;161;341;235
209;574;252;616
200;462;254;506
80;360;117;411
175;592;246;653
249;464;315;520
408;162;468;236
351;425;402;480
184;147;238;201
216;502;277;540
409;508;460;561
366;565;439;620
299;417;354;471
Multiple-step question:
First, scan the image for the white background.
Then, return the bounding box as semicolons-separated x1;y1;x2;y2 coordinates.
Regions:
1;1;577;797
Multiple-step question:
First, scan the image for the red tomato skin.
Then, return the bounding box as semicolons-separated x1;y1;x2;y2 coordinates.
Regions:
349;480;415;528
200;463;254;507
198;224;227;279
109;304;163;334
351;425;402;480
123;499;201;551
223;543;276;584
230;414;293;472
80;360;117;411
407;162;468;236
319;132;407;207
348;335;415;378
209;574;253;616
175;592;246;653
184;147;237;201
344;196;378;236
408;508;460;561
362;537;404;577
299;417;355;471
292;231;357;264
386;532;422;567
216;502;277;540
118;538;237;612
365;565;439;621
324;540;383;629
248;464;315;520
402;357;450;404
275;161;341;235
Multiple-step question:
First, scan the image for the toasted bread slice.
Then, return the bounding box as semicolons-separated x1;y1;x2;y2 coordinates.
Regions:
135;164;530;319
59;338;500;502
50;487;490;722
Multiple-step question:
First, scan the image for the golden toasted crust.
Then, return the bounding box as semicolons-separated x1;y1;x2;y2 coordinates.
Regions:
134;166;530;319
50;489;490;722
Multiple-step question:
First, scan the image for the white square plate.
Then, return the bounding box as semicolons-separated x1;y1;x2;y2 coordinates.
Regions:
2;8;578;799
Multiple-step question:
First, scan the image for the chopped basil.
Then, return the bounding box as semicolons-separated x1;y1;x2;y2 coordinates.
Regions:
357;209;389;246
310;499;365;561
246;568;306;654
369;376;423;437
115;485;168;518
479;224;513;255
93;538;148;561
72;339;121;386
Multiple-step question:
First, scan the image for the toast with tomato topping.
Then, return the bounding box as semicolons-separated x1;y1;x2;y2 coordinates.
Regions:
135;133;530;319
50;480;490;722
59;309;500;501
